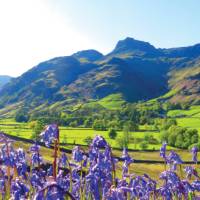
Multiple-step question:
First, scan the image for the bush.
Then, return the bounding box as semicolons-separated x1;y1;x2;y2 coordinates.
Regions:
144;134;159;144
108;129;117;139
139;141;149;150
15;112;29;122
31;119;45;141
117;126;132;149
92;119;107;131
164;125;199;149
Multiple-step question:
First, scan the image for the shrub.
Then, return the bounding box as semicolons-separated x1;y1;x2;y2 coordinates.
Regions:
108;129;117;139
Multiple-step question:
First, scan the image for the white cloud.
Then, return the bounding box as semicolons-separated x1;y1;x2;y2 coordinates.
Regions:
0;0;93;76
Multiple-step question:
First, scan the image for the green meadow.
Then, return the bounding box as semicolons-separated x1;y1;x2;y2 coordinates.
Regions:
1;105;200;151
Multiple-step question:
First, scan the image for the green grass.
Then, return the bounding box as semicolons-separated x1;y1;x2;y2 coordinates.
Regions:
0;121;162;149
98;93;126;110
177;117;200;133
1;106;200;152
167;105;200;117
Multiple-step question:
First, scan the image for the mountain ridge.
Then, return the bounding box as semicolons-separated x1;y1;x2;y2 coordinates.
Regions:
0;37;200;116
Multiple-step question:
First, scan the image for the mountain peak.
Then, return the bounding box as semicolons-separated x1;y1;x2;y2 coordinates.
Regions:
111;37;157;55
72;49;103;62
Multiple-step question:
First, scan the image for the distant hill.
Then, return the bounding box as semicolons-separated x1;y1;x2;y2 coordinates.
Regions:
0;75;12;90
0;37;200;116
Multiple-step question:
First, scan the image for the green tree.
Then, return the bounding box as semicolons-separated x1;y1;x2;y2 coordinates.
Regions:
15;111;29;122
92;119;107;131
117;124;132;149
108;129;117;139
31;119;45;141
140;141;149;150
69;121;78;128
124;121;139;132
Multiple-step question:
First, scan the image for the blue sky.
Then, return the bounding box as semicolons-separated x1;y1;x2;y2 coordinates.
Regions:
0;0;199;76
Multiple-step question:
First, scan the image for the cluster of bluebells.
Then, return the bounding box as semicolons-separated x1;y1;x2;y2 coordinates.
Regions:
0;128;200;199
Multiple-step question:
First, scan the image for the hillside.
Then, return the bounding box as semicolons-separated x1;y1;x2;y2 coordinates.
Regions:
0;37;200;116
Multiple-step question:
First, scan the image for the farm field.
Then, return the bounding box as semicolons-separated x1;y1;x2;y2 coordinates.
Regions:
1;117;200;162
0;118;161;149
1;112;200;150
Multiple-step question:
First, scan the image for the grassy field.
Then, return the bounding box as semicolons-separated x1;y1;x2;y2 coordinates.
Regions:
166;105;200;133
1;104;200;152
0;119;161;150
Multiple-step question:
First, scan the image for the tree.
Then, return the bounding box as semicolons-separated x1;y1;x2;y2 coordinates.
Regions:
69;121;78;128
117;125;131;149
108;129;117;139
83;118;92;128
161;118;177;130
31;119;45;141
124;121;139;132
15;111;29;122
92;119;107;131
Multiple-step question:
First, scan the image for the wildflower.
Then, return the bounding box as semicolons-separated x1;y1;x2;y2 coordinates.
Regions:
121;148;134;164
184;166;199;179
91;135;108;148
160;142;167;159
58;153;68;168
40;124;59;147
191;146;198;163
72;146;84;162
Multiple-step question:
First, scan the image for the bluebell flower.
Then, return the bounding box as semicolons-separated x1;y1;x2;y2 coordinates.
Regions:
184;166;199;179
58;153;68;168
40;124;59;147
121;148;134;164
160;142;167;159
29;143;40;152
166;151;183;171
191;180;200;191
31;152;43;166
91;135;108;148
72;146;84;162
191;146;198;163
11;178;30;199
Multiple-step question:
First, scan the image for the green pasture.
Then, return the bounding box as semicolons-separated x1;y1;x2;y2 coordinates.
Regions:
0;120;161;149
167;105;200;117
1;109;200;151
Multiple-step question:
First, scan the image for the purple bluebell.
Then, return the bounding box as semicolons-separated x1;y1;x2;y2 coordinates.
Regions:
40;124;59;147
184;166;199;179
31;152;42;166
121;148;134;164
191;180;200;191
91;135;108;148
29;143;40;152
191;146;198;163
11;178;30;199
72;146;84;162
58;153;68;168
160;142;167;160
166;151;183;171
